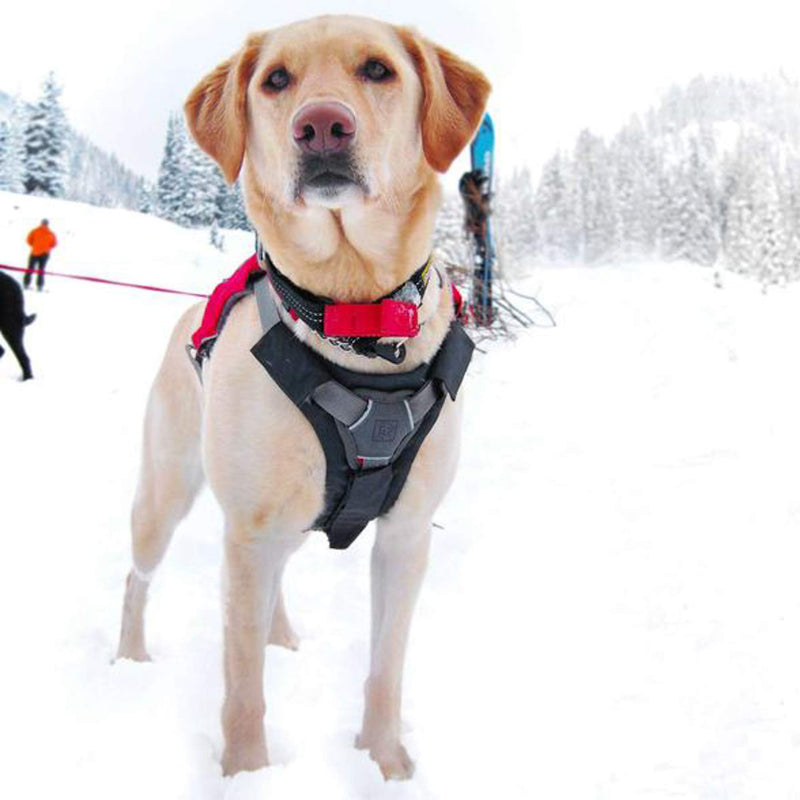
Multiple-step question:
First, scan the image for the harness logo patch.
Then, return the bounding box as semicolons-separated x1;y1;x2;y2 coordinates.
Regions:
373;420;398;442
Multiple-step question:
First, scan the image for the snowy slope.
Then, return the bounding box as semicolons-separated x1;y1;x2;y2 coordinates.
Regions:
2;192;800;798
0;190;253;291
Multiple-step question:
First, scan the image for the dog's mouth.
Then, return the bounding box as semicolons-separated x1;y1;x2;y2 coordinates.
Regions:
295;152;367;202
306;172;354;190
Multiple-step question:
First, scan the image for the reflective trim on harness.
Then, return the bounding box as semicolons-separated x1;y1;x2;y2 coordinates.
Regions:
350;399;373;431
311;380;438;431
313;384;437;470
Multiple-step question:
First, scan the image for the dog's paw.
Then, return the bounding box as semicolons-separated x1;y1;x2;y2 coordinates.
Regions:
267;604;300;650
355;735;415;781
267;626;300;651
115;645;152;663
221;743;269;777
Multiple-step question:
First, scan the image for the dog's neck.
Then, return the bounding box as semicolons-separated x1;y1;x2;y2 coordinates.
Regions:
242;164;441;303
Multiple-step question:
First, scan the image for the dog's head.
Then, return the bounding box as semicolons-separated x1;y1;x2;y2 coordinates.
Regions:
185;15;491;210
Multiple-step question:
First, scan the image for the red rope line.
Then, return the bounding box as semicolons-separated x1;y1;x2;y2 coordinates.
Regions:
0;263;209;298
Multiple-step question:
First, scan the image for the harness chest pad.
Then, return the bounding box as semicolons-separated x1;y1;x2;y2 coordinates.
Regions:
249;274;474;549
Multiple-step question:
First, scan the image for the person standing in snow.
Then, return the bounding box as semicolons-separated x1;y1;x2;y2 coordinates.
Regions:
24;219;57;291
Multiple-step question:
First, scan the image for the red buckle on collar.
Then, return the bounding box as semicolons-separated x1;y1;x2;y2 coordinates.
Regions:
323;299;419;338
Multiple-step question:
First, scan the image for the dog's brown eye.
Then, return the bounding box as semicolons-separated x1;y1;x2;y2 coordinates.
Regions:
359;59;393;82
263;67;291;92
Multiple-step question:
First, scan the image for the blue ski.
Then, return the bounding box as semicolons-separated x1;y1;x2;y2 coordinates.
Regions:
461;113;495;325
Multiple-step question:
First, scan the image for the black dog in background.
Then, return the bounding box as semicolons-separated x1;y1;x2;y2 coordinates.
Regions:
0;271;35;380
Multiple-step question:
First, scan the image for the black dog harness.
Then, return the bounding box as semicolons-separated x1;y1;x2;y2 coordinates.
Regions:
249;272;474;548
190;253;474;549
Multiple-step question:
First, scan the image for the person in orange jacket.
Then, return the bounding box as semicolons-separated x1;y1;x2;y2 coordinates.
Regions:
24;219;57;291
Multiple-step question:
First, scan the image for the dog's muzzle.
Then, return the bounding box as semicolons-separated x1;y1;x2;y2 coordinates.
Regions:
296;151;367;199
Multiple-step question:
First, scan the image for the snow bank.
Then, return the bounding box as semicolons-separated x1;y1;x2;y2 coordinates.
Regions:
0;190;253;292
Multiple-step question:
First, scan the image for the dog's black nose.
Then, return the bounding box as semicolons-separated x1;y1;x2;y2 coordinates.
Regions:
293;102;356;154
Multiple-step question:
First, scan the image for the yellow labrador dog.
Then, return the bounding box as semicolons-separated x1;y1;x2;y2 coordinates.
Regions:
116;14;489;780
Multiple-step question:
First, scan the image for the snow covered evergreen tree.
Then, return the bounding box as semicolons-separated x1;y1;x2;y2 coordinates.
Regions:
66;131;145;209
219;180;250;231
734;140;794;286
154;113;250;230
138;182;155;214
535;152;578;261
610;117;659;259
0;97;27;193
210;219;225;250
719;134;795;285
573;129;617;263
24;73;68;197
752;166;791;287
661;139;719;265
208;167;248;230
182;140;218;227
432;191;470;266
0;122;8;181
494;168;538;273
721;137;759;274
209;166;230;225
0;87;150;210
156;113;189;223
527;73;800;281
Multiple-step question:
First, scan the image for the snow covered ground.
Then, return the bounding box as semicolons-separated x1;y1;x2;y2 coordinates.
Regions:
2;191;800;798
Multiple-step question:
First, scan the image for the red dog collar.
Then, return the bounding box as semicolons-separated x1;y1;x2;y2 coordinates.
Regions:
323;298;420;338
257;243;430;362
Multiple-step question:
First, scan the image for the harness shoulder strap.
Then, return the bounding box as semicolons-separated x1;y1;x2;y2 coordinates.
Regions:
430;321;475;399
251;276;333;406
254;270;282;331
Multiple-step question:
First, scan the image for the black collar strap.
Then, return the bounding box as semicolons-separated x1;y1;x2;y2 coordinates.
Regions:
255;241;431;364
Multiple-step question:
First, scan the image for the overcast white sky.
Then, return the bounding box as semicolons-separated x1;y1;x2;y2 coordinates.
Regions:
3;0;800;191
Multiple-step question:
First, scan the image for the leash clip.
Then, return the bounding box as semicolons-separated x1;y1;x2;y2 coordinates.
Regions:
351;339;407;364
374;341;407;364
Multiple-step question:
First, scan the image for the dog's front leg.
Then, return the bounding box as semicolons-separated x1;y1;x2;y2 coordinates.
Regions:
221;524;303;776
356;515;432;780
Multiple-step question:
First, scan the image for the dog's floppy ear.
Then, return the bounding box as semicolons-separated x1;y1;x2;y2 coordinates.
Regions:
184;34;264;183
395;27;491;173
